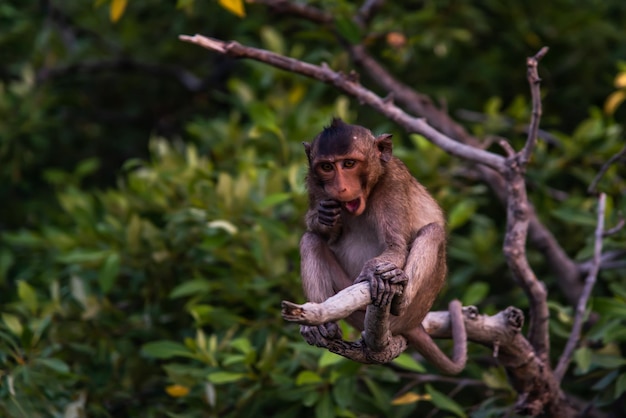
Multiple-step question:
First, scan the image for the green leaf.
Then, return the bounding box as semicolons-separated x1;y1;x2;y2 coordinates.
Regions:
34;358;70;374
462;281;489;306
425;384;467;417
362;377;388;408
315;392;333;418
296;370;323;386
615;373;626;398
590;354;626;369
331;377;354;409
2;313;23;337
75;158;100;178
230;337;253;355
17;280;38;314
57;250;109;265
207;371;246;384
592;297;626;319
258;193;291;210
260;26;285;55
392;353;426;373
335;16;361;44
447;200;477;230
574;346;592;374
141;341;196;359
550;207;597;227
169;279;212;299
98;253;120;294
319;350;344;368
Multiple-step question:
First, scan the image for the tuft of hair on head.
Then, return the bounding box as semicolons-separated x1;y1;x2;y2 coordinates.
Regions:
314;118;373;157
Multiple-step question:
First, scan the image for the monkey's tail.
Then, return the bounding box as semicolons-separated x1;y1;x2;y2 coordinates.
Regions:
405;300;467;375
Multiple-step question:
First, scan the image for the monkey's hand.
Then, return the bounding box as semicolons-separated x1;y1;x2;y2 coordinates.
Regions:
357;262;408;309
317;199;342;228
300;322;343;348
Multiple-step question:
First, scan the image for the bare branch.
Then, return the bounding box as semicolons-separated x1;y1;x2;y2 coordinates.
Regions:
283;287;575;417
178;35;507;172
578;249;626;274
355;0;385;27
554;193;606;382
521;46;549;166
501;48;551;363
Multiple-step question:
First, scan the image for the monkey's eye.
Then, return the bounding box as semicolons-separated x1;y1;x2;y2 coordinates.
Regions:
343;159;356;168
319;162;334;172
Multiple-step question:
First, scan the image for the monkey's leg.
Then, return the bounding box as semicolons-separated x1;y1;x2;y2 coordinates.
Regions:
299;232;353;347
400;223;467;374
395;222;447;320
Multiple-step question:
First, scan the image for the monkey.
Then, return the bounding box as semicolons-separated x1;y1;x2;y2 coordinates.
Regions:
299;118;467;374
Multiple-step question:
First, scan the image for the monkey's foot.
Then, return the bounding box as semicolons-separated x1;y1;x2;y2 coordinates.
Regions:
300;323;342;348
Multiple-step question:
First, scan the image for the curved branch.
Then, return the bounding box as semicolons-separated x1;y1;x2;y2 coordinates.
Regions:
178;35;506;172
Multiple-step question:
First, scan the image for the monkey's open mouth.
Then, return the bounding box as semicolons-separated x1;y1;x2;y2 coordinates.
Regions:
343;198;361;214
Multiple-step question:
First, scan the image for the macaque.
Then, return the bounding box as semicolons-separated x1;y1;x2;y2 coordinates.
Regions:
299;118;466;374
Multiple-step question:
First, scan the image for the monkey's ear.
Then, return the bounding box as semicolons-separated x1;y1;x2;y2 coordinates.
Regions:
376;134;393;162
303;142;312;164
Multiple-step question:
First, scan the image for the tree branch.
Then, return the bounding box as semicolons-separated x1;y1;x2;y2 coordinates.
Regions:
520;47;549;165
282;284;576;417
178;35;506;173
501;48;551;364
554;193;606;382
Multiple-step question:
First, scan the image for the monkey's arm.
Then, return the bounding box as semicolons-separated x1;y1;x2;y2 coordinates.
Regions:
299;231;352;347
305;199;342;242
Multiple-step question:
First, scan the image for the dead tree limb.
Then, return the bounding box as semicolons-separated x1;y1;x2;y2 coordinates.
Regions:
500;47;551;365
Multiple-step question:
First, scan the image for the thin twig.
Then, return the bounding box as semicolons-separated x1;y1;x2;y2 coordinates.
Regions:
554;193;606;382
520;46;549;166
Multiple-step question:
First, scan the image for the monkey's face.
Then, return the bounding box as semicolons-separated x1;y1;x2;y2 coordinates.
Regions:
313;154;369;216
305;118;392;216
